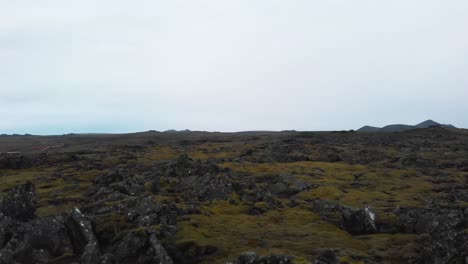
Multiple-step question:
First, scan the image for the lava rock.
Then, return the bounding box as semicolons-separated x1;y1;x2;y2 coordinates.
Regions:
0;156;34;170
342;206;377;235
229;252;294;264
0;215;75;264
148;232;175;264
110;177;145;196
164;155;233;201
0;181;37;221
94;169;125;186
177;174;233;201
166;154;224;178
65;208;100;264
267;174;313;198
113;230;174;264
166;241;217;264
126;196;178;228
395;207;468;263
314;249;339;264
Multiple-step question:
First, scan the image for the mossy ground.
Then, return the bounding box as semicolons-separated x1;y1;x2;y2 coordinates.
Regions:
175;204;370;263
1;130;466;263
170;159;432;263
0;164;102;217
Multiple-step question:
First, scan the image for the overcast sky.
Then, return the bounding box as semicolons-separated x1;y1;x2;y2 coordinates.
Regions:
1;1;467;134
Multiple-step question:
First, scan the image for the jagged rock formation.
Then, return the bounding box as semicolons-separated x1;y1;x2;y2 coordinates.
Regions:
0;181;37;221
228;252;294;264
395;207;468;263
0;182;174;264
341;206;377;235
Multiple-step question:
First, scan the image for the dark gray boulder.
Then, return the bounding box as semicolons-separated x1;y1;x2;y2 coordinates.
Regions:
341;206;377;235
395;207;468;263
166;154;225;178
0;156;34;170
0;181;101;264
148;232;176;264
177;174;233;201
314;249;339;264
65;208;100;264
126;196;178;228
113;230;174;264
266;174;313;198
100;253;117;264
94;169;125;186
0;215;75;264
163;155;233;201
0;181;37;221
230;252;294;264
110;177;145;196
165;240;217;264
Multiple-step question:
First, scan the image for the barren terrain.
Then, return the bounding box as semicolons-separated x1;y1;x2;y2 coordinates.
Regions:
1;127;467;263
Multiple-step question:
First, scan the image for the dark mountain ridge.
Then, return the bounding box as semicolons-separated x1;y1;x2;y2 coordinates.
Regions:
358;119;456;132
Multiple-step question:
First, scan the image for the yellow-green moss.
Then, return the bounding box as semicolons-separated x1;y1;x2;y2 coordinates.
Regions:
175;206;368;263
95;213;136;236
357;233;419;262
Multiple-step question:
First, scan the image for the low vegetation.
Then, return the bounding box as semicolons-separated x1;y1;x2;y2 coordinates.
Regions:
0;127;467;263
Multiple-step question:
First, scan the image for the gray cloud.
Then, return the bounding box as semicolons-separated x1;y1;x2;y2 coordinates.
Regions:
1;0;467;134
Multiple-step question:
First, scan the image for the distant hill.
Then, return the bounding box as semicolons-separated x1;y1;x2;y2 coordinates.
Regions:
379;124;415;132
163;129;192;133
357;126;381;132
357;120;456;132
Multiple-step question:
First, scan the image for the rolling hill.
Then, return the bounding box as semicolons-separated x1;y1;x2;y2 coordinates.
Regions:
357;119;456;132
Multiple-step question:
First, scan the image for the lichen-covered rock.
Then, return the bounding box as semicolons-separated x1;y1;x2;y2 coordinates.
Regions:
395;207;468;263
309;199;343;226
110;177;145;196
266;174;314;198
165;154;225;178
229;252;294;264
314;249;339;264
341;206;377;235
126;196;178;228
0;156;34;170
100;253;117;264
0;181;37;221
93;168;145;197
94;168;125;186
0;215;75;264
65;208;100;264
165;155;233;201
113;230;174;264
148;232;176;264
177;174;233;201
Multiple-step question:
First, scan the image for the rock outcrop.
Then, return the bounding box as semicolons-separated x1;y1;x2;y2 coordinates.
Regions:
341;206;377;235
0;181;37;221
395;207;468;263
229;252;294;264
0;182;175;264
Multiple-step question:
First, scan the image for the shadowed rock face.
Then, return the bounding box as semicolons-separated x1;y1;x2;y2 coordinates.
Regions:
314;249;339;264
0;215;75;264
0;182;174;264
0;156;34;170
66;208;100;264
229;252;294;264
165;155;233;201
395;207;468;264
111;230;174;264
0;181;37;221
341;206;377;235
